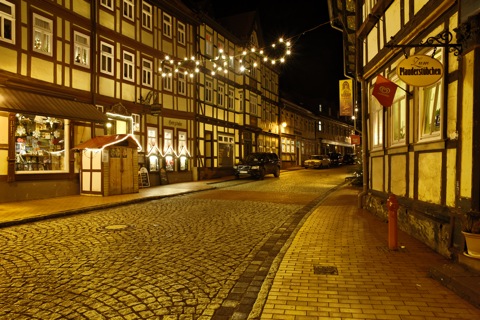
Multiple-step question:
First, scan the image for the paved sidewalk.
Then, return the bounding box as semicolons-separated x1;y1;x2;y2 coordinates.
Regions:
1;177;480;319
0;179;223;228
252;186;480;319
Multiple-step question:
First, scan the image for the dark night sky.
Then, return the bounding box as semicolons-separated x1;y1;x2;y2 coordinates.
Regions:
204;0;346;113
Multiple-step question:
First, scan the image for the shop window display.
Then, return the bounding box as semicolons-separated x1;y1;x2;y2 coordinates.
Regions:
14;114;67;172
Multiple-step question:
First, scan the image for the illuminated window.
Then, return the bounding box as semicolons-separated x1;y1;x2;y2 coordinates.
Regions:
177;21;185;45
419;50;443;141
164;129;174;171
74;31;89;67
100;41;114;75
142;1;152;30
33;14;52;56
371;89;383;148
178;130;187;152
390;77;406;145
205;32;213;56
218;134;234;167
147;127;157;153
163;129;173;153
0;0;15;44
123;0;134;21
178;130;188;171
142;59;152;87
132;113;140;132
163;13;172;38
14;114;68;173
123;51;135;81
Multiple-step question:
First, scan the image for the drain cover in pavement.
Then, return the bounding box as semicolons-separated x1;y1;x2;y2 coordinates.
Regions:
313;265;338;275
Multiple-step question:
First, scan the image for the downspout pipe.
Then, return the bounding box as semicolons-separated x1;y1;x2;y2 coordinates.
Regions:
357;77;368;208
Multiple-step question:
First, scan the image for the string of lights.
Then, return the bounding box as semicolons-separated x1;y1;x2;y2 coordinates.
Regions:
158;20;331;79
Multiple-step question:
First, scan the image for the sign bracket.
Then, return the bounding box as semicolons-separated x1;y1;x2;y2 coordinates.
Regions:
386;30;462;57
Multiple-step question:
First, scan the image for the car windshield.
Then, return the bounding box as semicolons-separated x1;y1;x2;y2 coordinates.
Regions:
310;155;322;160
245;154;264;162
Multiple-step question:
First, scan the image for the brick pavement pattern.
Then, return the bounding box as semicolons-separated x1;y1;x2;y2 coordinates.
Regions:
256;187;480;320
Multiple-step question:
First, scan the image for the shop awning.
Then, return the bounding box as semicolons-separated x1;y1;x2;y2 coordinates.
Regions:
0;87;108;123
321;139;354;148
72;134;141;150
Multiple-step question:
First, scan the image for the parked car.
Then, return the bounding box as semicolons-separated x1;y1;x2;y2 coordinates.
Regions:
303;155;331;169
234;152;281;180
342;153;358;165
328;152;343;166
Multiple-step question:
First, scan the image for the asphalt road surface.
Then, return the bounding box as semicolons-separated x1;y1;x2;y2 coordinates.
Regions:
0;167;350;319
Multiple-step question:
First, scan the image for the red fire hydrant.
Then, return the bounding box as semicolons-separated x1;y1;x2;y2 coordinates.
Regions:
387;194;399;250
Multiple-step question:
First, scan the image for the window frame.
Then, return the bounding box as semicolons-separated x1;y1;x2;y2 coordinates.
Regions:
227;89;234;109
100;0;113;11
100;41;114;76
162;65;172;91
177;21;186;45
163;13;172;38
122;50;135;82
0;0;15;44
217;84;224;107
250;94;258;116
390;76;407;146
73;31;90;68
132;113;141;132
178;72;186;95
141;1;152;30
123;0;134;21
205;32;213;57
370;87;384;149
33;13;53;56
142;58;153;87
205;79;213;103
418;49;444;142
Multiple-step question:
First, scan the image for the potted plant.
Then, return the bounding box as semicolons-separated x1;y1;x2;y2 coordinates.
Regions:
461;210;480;258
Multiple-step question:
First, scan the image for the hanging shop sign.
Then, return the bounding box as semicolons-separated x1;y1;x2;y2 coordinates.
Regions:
396;54;443;87
339;79;353;116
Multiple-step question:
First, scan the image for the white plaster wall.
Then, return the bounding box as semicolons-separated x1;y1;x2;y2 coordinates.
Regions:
409;152;415;198
371;157;384;191
366;28;378;64
460;51;474;198
0;115;8;175
390;154;407;197
385;1;402;46
418;152;442;204
414;0;429;15
446;148;457;207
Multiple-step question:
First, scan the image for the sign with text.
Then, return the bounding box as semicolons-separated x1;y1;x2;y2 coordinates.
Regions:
397;54;443;87
351;135;361;145
339;79;353;116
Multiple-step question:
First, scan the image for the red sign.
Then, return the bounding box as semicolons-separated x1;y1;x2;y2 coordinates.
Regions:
351;135;360;145
372;75;397;107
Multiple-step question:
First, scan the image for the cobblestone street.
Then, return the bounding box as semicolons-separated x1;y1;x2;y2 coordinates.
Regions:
0;169;346;319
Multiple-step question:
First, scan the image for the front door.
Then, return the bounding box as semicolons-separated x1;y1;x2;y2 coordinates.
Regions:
109;147;135;195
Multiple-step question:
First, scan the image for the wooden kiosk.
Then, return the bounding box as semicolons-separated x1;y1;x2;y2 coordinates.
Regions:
73;134;140;196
